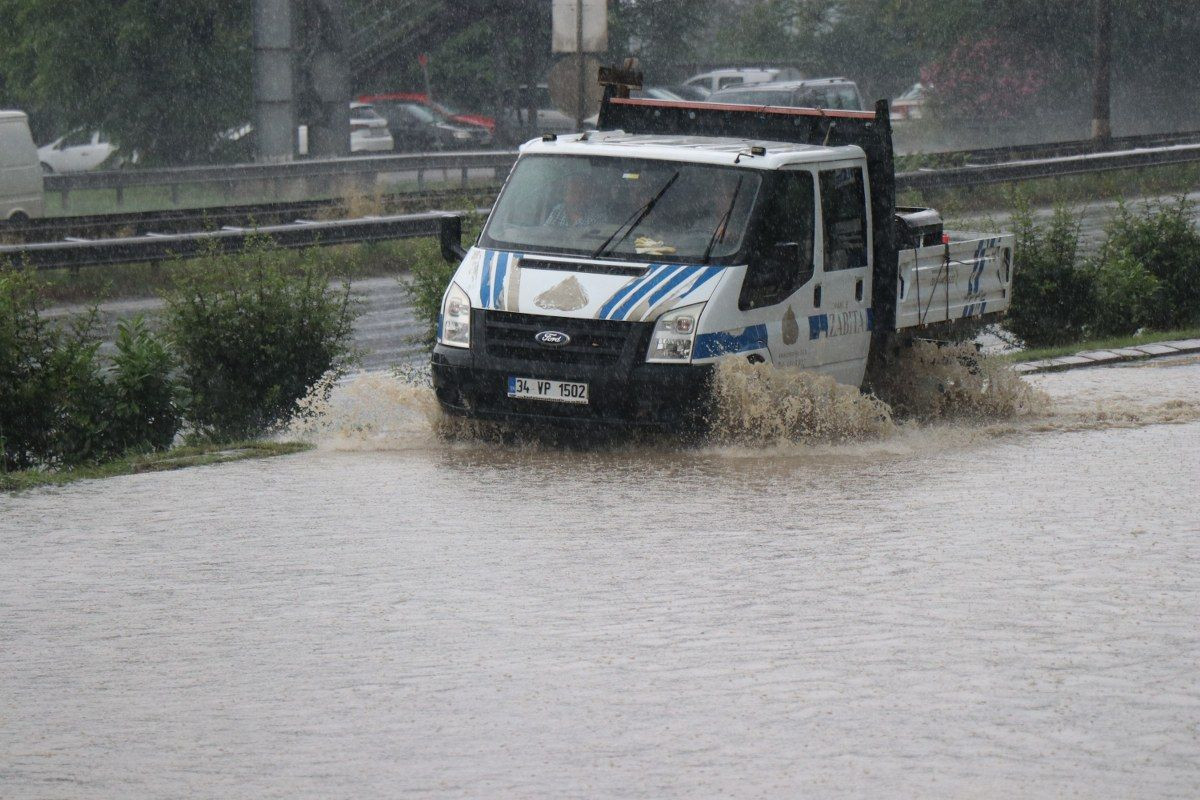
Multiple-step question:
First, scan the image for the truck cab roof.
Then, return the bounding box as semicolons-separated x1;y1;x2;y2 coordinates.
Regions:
520;130;865;170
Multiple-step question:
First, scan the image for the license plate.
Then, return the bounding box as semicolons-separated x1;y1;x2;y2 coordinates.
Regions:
507;376;589;404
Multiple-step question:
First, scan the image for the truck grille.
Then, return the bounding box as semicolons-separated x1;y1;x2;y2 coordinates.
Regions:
481;310;649;366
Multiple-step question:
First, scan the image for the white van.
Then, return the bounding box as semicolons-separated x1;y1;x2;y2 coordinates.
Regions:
683;67;804;96
0;111;44;221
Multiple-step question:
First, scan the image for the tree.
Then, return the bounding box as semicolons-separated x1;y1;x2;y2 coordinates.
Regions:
608;0;721;76
0;0;251;163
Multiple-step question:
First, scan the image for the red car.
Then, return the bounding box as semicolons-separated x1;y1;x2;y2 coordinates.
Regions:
356;92;495;133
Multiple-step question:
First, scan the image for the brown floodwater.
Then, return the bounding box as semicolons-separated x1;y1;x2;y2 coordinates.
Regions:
2;355;1198;798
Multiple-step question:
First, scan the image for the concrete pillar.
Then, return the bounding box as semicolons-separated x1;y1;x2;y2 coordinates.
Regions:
253;0;297;163
304;0;351;159
1091;0;1112;145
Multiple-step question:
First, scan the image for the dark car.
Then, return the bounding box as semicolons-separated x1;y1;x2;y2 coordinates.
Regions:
708;78;864;112
358;92;496;133
368;100;492;152
664;84;712;102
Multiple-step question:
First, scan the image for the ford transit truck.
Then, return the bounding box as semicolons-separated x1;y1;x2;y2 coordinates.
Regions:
431;74;1014;428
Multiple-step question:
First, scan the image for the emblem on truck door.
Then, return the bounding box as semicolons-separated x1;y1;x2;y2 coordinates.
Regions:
535;330;571;347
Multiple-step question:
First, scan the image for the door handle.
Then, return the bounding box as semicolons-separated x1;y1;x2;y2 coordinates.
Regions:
813;283;822;308
855;279;864;302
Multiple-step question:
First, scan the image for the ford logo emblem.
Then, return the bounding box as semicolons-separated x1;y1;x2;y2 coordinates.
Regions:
535;330;571;347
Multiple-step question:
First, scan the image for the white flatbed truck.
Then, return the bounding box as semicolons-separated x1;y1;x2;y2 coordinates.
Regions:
431;75;1014;428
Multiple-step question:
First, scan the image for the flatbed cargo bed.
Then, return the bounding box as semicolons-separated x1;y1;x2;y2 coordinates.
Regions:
894;232;1014;330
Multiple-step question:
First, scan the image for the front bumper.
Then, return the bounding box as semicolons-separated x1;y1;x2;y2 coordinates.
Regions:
431;343;713;429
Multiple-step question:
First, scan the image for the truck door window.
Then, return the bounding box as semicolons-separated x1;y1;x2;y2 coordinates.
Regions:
819;168;868;270
740;171;815;309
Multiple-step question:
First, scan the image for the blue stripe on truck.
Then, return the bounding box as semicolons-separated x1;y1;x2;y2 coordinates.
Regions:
693;324;768;359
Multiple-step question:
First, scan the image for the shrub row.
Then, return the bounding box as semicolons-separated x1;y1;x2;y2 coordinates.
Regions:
1007;197;1200;347
1;242;356;473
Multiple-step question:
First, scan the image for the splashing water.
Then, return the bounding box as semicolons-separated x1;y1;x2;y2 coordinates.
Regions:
707;360;895;445
286;368;443;451
284;345;1200;456
287;341;1060;454
868;339;1050;421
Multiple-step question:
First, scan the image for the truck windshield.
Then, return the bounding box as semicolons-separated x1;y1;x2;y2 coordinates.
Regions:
481;155;761;263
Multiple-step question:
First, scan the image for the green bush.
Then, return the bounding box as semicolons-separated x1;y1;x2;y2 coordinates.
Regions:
109;317;184;453
164;241;357;440
1;269;71;469
1088;252;1162;337
1097;199;1200;329
1005;203;1095;347
1;272;181;471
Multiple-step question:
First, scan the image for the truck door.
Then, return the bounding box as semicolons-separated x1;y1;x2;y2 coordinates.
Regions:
813;164;873;387
736;168;818;368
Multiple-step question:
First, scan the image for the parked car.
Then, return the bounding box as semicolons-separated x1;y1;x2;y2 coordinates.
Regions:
891;82;927;122
358;92;495;134
583;86;686;127
367;99;492;151
214;102;394;160
37;129;131;173
347;102;394;152
682;67;804;96
708;78;865;112
0;110;44;221
503;84;577;139
664;84;712;102
297;102;395;154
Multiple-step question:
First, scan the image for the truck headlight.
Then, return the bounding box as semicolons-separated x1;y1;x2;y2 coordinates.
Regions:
646;302;704;363
438;282;471;349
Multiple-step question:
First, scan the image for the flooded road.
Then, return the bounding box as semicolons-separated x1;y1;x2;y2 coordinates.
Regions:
2;357;1199;798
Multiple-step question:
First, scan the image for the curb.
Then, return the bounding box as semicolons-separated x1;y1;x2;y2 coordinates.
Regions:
1013;339;1200;374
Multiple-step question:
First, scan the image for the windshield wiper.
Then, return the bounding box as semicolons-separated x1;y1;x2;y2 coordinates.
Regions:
701;176;744;264
591;171;680;259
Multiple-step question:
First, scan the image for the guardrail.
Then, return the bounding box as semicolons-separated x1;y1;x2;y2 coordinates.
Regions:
43;150;519;209
15;136;1200;262
895;142;1200;192
0;212;464;271
905;128;1200;166
42;128;1200;211
5;186;497;243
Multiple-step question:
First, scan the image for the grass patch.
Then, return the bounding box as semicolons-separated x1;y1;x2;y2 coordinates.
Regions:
1005;326;1200;362
0;440;312;492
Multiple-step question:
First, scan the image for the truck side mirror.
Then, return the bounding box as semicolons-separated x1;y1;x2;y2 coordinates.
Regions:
439;215;467;263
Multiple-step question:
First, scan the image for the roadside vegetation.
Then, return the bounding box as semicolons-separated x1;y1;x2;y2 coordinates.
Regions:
0;441;311;493
0;240;356;489
1004;195;1200;348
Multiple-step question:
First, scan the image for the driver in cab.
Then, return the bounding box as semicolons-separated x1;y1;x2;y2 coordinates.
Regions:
544;172;605;228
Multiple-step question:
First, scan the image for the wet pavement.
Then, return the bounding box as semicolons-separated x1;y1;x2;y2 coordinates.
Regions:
2;356;1199;798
